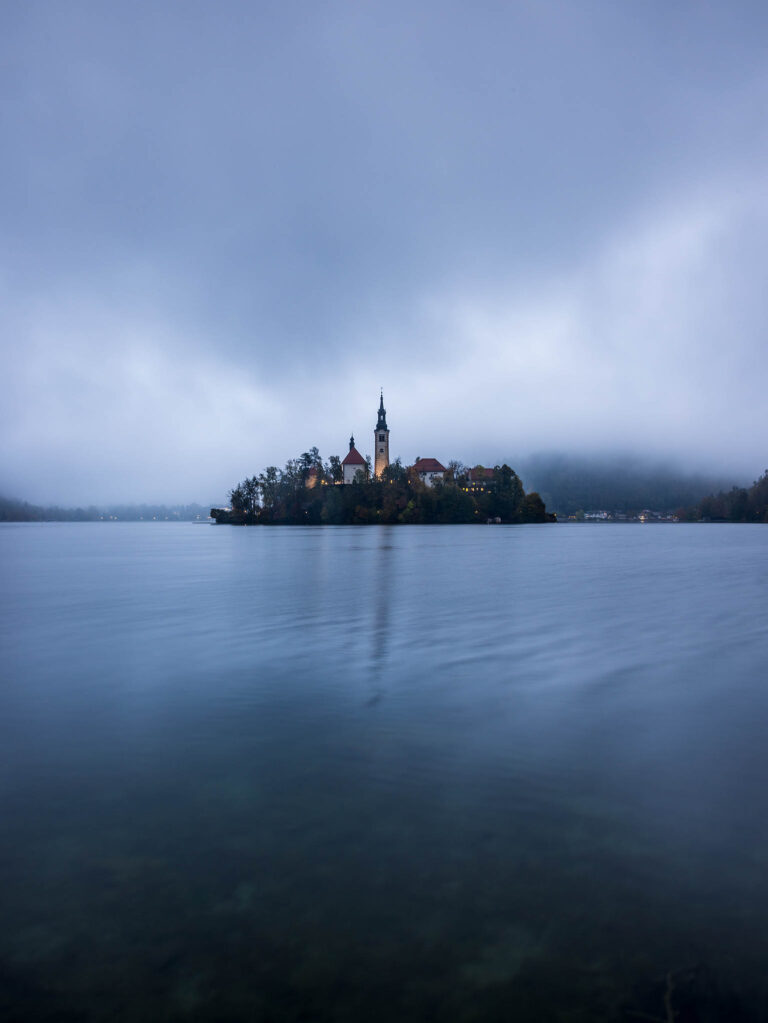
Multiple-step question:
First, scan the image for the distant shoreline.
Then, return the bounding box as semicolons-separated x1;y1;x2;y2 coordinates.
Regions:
210;511;554;526
0;496;212;523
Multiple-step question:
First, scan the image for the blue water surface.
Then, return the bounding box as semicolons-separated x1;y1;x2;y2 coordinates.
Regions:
1;522;768;1021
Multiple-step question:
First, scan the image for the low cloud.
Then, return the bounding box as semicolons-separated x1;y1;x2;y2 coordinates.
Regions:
2;4;767;502
1;301;283;503
384;178;768;472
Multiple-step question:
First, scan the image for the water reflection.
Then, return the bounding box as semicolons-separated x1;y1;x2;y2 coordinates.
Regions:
1;523;768;1021
369;529;394;699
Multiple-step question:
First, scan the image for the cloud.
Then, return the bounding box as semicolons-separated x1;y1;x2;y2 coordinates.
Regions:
1;3;767;500
366;177;768;469
1;300;283;503
2;174;766;503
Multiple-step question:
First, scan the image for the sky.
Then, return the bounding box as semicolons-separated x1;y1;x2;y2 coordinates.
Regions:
1;1;767;504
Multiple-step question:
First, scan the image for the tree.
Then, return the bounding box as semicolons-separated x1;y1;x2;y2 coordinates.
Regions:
229;484;246;512
326;455;343;484
446;459;467;484
258;467;280;513
382;458;407;484
298;447;322;482
522;492;546;522
242;476;259;515
320;486;344;523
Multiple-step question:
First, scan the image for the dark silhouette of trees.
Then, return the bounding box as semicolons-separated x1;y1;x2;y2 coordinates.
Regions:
382;458;408;485
326;455;343;484
681;470;768;523
516;453;741;517
213;455;550;525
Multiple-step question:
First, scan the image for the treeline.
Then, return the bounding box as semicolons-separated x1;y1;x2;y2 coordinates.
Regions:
0;496;211;522
0;496;97;522
516;453;741;516
679;470;768;523
215;450;548;525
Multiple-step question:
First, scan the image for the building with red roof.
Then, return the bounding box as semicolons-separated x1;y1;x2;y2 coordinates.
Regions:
341;435;367;484
463;466;495;492
468;466;494;482
338;395;449;488
410;457;446;487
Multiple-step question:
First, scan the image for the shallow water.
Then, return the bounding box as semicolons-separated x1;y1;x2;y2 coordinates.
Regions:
2;522;768;1021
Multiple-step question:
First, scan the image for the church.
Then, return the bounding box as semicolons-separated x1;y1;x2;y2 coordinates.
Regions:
340;393;446;486
340;436;366;484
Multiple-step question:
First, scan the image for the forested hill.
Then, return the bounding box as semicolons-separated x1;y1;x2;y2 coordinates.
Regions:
516;454;742;516
680;471;768;523
214;457;548;525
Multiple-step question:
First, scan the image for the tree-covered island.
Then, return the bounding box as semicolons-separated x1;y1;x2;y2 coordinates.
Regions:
212;449;550;525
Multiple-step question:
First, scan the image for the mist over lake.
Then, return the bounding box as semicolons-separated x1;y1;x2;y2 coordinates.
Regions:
3;5;768;504
2;521;768;1020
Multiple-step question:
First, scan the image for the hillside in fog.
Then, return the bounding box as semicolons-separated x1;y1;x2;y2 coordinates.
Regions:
516;454;742;517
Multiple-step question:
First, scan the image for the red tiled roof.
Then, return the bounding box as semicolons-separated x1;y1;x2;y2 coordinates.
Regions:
468;466;494;480
412;458;446;473
342;446;366;466
307;466;319;476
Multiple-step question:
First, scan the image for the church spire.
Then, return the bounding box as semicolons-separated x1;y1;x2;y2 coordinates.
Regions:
374;391;390;478
376;390;388;431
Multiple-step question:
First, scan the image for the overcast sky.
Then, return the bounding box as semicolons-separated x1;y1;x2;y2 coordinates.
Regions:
2;1;767;503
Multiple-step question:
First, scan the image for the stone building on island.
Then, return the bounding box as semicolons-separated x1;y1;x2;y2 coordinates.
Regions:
411;457;446;486
374;391;390;478
338;393;445;487
341;436;366;484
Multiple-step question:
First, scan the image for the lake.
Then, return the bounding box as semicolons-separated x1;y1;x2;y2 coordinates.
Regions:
1;522;768;1021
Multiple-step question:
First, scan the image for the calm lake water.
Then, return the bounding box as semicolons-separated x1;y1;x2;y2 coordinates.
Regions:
2;522;768;1021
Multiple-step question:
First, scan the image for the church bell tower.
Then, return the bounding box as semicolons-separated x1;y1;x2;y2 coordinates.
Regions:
374;391;390;478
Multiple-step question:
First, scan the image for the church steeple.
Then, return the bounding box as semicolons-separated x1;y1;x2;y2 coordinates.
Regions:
374;391;390;478
376;390;388;431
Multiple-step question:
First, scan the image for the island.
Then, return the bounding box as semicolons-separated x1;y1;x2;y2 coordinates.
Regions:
212;452;550;526
212;393;552;525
